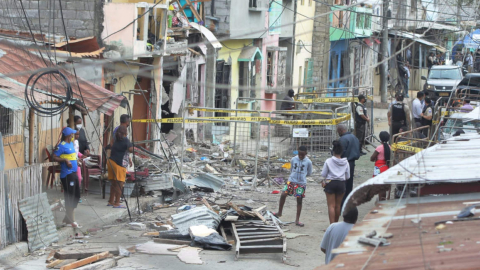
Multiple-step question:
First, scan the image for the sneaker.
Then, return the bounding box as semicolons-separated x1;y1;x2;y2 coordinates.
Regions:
79;198;83;203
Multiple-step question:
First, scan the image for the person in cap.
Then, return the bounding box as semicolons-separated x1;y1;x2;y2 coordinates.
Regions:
389;92;412;140
421;98;433;137
281;89;296;111
355;94;369;155
53;127;81;228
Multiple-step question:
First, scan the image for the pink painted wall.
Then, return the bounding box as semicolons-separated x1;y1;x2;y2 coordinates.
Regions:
260;11;280;112
102;3;136;56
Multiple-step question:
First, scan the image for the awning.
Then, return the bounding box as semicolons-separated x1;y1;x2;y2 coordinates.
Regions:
416;22;462;32
389;30;447;52
190;22;222;49
0;40;126;115
364;38;373;47
238;46;263;62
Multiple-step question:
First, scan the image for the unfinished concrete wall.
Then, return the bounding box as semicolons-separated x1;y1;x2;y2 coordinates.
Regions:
0;0;103;40
311;2;330;89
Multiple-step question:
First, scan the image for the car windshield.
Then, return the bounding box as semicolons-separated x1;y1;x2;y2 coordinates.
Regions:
428;68;462;80
458;76;480;87
444;118;480;134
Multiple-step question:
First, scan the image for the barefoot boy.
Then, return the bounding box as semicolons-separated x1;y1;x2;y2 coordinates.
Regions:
274;146;312;226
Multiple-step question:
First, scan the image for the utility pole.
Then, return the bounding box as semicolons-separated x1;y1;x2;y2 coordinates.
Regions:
380;0;389;103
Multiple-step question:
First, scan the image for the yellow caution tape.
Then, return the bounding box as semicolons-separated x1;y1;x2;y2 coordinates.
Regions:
297;95;373;104
188;107;349;116
391;143;423;153
133;114;351;125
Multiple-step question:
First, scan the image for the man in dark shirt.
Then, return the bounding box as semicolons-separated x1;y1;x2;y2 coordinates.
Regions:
111;114;133;168
280;89;295;111
337;124;360;206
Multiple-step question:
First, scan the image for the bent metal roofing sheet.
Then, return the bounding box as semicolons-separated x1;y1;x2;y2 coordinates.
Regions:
0;40;125;115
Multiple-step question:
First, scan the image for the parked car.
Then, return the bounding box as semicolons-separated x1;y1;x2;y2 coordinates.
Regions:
438;112;480;141
455;73;480;99
422;65;464;102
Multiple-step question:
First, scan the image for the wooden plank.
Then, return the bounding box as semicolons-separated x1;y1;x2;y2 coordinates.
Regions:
201;198;215;212
47;260;65;269
54;260;77;269
153;238;191;245
60;252;110;270
75;258;116;270
55;248;118;260
220;225;228;242
185;0;202;22
46;250;56;263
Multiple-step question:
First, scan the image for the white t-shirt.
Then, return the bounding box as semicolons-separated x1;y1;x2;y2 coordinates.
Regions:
74;140;79;156
412;98;423;119
320;221;354;264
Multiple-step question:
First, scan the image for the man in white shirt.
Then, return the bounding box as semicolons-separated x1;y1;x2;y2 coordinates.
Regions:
412;91;425;128
466;52;474;73
320;207;358;265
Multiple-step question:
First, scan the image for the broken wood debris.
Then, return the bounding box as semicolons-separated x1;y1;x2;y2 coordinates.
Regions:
59;251;110;270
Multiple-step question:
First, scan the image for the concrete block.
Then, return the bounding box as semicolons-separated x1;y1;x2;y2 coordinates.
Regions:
58;9;76;19
76;11;93;20
67;19;85;29
85;1;96;10
215;8;229;16
76;29;92;38
66;1;85;10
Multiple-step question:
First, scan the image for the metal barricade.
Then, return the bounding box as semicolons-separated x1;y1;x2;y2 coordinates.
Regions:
179;107;262;187
264;110;351;183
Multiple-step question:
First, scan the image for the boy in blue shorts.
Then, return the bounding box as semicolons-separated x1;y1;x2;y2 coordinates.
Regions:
274;146;312;226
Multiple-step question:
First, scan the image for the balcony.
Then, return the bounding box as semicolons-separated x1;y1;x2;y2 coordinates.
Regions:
102;1;168;59
330;6;373;41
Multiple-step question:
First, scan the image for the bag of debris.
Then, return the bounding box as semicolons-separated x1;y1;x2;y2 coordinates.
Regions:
191;232;232;251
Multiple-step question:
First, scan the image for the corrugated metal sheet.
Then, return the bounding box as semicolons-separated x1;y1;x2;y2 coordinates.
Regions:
0;75;52;110
344;133;480;211
0;40;126;115
171;206;221;236
139;174;173;192
316;193;480;270
18;193;58;251
0;164;43;250
183;173;225;192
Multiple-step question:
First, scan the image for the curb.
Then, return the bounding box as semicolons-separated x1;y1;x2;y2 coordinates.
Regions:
0;242;29;266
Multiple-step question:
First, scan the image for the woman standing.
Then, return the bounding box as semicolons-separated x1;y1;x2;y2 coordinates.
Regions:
73;116;90;156
53;127;81;228
107;126;133;208
370;131;391;177
321;141;350;224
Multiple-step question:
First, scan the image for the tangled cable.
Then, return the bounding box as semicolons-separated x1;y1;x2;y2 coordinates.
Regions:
25;70;73;116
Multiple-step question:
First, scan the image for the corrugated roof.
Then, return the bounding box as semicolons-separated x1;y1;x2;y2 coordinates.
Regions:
0;74;56;110
344;133;480;214
389;30;447;52
316;193;480;270
0;40;125;115
18;193;59;251
171;206;222;236
416;22;462;32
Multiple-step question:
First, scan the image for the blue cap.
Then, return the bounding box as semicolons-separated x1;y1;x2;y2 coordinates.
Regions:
62;127;77;136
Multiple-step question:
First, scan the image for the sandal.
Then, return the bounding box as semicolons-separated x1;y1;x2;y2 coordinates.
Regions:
65;222;82;228
295;222;305;227
107;204;113;207
113;205;127;209
272;212;282;218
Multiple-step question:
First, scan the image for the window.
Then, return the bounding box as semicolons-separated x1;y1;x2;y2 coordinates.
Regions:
356;13;365;29
301;0;305;5
136;7;146;41
239;62;256;99
410;0;417;13
0;105;13;136
332;11;344;28
298;66;303;92
249;0;257;8
364;14;371;29
215;61;231;126
266;51;276;87
309;0;312;6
